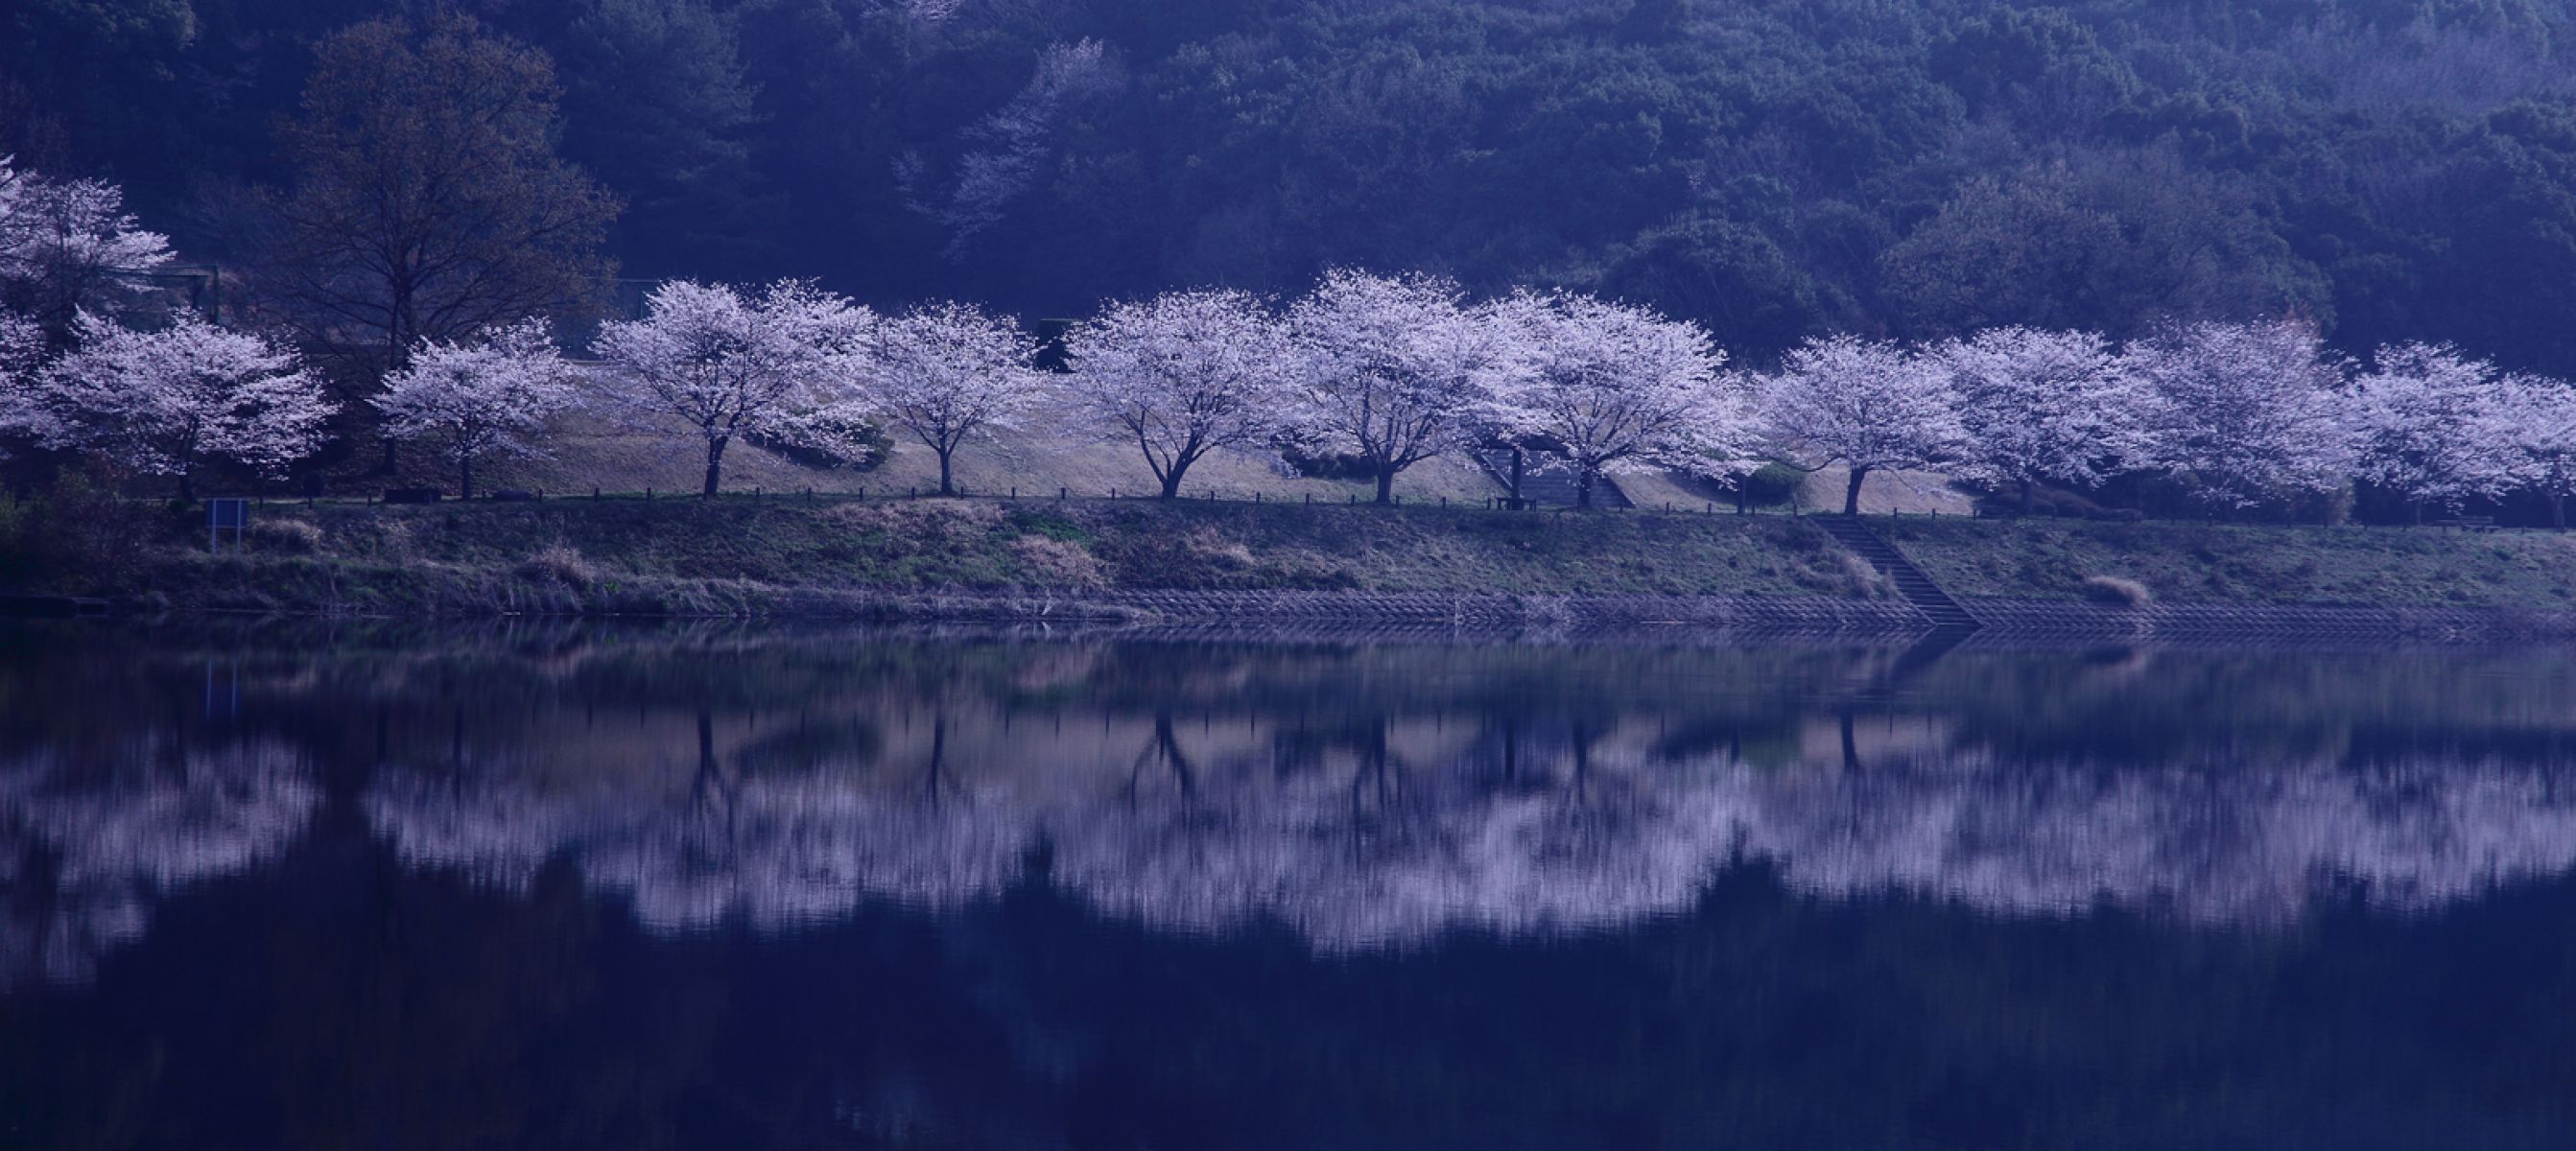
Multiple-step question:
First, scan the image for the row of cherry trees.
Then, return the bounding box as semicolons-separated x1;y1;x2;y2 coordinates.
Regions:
565;270;1747;505
8;151;2576;523
1767;324;2576;523
575;270;2576;523
1042;283;2576;522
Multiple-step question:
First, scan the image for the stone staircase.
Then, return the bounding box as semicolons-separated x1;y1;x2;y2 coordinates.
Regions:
1809;516;1981;630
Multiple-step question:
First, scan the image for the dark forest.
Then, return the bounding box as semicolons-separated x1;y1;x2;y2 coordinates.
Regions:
10;0;2574;371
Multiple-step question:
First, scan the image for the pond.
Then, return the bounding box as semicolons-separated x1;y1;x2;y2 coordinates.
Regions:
3;621;2574;1149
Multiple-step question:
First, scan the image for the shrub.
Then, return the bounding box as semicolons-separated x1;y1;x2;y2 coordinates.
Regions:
1737;462;1805;507
2082;576;2154;607
6;468;166;590
1280;446;1377;482
746;411;892;472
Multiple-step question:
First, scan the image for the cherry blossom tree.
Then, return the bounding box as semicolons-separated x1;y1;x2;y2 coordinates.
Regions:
860;301;1043;496
1484;291;1744;508
2496;371;2576;529
0;308;43;447
2344;342;2519;523
2127;319;2352;510
1933;326;2147;512
374;318;582;499
34;312;335;499
0;157;174;343
1755;335;1965;515
908;39;1120;257
0;308;39;387
593;279;872;496
1062;289;1293;499
1287;270;1514;504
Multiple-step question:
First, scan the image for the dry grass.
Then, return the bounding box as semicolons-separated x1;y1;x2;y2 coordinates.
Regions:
464;410;1508;505
1791;466;1978;516
1008;535;1110;589
516;542;598;591
2081;575;2155;607
246;518;324;555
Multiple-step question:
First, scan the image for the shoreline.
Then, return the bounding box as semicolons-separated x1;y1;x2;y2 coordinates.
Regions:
31;584;2576;646
12;497;2576;643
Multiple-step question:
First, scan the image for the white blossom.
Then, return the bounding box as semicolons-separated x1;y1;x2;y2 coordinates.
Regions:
375;318;583;499
2128;319;2354;510
0;307;40;387
2344;342;2520;520
1756;334;1965;515
2495;370;2576;529
592;279;875;496
1480;291;1746;509
0;157;174;336
914;39;1119;255
859;301;1044;496
35;312;335;497
1061;289;1295;499
1286;269;1517;504
1933;326;2147;510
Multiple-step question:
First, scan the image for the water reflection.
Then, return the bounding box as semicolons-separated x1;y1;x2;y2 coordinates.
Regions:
0;738;316;987
9;622;2576;982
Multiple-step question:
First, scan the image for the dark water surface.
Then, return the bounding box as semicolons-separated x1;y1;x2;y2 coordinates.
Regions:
4;621;2576;1149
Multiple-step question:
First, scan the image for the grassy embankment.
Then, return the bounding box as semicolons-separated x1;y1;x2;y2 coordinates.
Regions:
16;484;2576;618
1883;517;2576;609
88;496;1890;616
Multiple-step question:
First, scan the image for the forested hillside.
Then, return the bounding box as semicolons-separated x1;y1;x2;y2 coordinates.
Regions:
7;0;2575;372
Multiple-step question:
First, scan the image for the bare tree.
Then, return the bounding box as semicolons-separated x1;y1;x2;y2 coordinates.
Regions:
268;12;616;460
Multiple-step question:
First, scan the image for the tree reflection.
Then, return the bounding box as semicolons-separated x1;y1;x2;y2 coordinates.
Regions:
9;623;2576;975
0;737;318;987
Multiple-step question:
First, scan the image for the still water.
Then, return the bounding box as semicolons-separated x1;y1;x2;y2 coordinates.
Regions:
3;621;2575;1149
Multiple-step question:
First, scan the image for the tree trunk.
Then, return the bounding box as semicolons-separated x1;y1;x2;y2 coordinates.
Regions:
702;436;728;497
1508;447;1525;506
1576;467;1595;510
460;456;474;502
379;438;399;476
1374;466;1396;505
937;449;956;497
1158;464;1187;499
2412;500;2425;527
2019;478;2035;514
2555;492;2567;531
1844;466;1870;516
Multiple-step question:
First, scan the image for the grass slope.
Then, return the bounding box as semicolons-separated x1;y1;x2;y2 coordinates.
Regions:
1884;518;2576;608
130;497;1889;616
